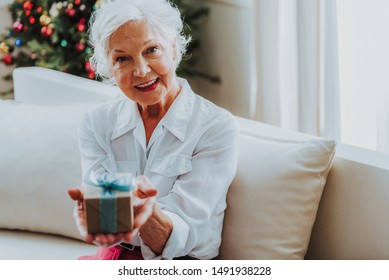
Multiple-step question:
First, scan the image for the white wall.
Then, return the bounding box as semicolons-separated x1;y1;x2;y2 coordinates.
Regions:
0;0;13;93
187;0;256;118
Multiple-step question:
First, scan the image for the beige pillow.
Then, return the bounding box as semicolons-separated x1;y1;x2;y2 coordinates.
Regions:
0;100;100;240
219;118;336;259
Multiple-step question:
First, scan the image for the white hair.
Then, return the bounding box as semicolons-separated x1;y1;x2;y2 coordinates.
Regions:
88;0;191;82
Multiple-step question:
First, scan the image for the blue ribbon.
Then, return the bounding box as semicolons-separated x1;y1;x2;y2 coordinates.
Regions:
87;173;135;233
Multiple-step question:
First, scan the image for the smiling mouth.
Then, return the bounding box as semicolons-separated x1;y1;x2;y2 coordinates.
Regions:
135;78;159;92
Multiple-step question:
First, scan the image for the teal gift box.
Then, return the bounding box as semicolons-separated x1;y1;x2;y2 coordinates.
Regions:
84;173;135;234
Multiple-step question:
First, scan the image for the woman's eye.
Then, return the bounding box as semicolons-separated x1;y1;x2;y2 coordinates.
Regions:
146;46;160;55
115;56;128;63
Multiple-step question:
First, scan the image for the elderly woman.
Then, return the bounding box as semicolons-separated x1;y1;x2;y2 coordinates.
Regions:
68;0;238;260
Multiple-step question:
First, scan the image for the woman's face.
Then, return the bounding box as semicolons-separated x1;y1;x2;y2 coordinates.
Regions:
108;21;179;107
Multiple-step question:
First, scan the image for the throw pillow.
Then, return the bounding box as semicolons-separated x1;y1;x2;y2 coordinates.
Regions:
218;117;336;259
0;100;100;240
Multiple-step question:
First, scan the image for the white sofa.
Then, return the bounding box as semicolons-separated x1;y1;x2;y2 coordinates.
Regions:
1;67;389;260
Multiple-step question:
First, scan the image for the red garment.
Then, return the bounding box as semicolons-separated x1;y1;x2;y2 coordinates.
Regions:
79;245;143;260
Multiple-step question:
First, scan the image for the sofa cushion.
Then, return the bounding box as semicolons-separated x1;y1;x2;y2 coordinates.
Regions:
0;229;97;260
218;117;336;259
0;100;102;240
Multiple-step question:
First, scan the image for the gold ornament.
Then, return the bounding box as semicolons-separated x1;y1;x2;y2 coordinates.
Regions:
0;42;9;55
39;13;52;26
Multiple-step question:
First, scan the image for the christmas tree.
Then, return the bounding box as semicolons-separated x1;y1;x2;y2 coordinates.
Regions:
0;0;218;94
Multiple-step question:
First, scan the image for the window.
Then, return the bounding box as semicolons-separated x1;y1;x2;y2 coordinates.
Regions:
337;0;389;152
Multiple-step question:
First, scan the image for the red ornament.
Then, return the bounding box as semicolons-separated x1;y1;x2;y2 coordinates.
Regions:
75;0;81;5
2;55;13;65
75;42;85;52
77;23;85;32
66;8;76;17
29;16;36;25
23;1;34;11
85;61;94;72
37;7;43;13
41;26;53;37
13;21;23;32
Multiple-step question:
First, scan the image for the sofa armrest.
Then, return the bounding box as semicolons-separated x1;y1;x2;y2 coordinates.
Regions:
306;143;389;259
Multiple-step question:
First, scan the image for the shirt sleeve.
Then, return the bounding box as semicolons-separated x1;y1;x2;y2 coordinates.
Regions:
143;113;239;260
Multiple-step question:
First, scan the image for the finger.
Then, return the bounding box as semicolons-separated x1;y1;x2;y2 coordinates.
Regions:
135;176;157;198
68;188;83;201
105;233;125;247
85;234;95;244
135;188;158;199
94;233;124;247
114;233;124;242
95;233;108;245
105;233;116;244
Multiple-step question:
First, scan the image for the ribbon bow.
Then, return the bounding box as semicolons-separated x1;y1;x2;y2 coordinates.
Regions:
87;172;136;192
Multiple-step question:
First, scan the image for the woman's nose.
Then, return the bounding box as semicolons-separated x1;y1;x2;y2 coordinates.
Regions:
133;58;150;77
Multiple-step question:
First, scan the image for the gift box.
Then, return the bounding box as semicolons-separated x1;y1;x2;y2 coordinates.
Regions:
84;173;135;234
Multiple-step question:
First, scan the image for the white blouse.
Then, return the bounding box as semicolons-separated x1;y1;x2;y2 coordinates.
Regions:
78;78;239;259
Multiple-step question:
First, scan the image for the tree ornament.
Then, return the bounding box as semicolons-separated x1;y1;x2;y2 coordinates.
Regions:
60;39;68;47
14;38;22;47
75;42;85;52
23;1;33;11
29;16;36;25
75;0;81;5
76;18;86;32
85;61;94;73
2;55;13;65
48;4;58;17
41;26;53;37
37;7;43;13
31;53;37;60
66;8;76;17
0;42;9;55
85;61;95;75
77;23;85;32
85;47;92;55
13;21;23;32
39;14;52;26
